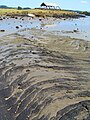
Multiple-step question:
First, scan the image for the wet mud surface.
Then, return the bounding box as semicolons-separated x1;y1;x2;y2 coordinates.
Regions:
0;28;90;120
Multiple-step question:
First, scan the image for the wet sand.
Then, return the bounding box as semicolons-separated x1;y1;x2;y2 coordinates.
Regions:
0;17;90;120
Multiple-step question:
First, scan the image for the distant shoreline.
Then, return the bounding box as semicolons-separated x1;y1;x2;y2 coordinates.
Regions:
0;8;87;18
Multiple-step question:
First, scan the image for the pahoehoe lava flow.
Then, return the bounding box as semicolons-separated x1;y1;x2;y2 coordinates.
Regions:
0;30;90;120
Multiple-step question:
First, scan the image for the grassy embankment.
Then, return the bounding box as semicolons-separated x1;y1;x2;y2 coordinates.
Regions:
0;8;80;18
80;11;90;16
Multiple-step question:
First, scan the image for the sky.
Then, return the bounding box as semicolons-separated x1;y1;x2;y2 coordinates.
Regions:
0;0;90;11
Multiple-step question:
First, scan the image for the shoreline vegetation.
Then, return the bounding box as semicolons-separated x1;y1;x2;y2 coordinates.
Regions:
0;8;88;18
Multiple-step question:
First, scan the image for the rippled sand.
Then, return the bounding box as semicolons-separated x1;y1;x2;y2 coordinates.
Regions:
0;28;90;120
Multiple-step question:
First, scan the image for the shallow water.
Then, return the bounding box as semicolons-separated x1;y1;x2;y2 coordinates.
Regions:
43;16;90;41
0;17;40;37
0;16;90;41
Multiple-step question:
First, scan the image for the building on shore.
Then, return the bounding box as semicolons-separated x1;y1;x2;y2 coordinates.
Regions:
40;2;60;9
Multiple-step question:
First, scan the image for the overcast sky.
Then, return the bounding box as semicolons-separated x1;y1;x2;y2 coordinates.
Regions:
0;0;90;11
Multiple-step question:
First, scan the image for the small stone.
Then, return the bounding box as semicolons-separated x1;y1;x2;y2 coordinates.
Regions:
26;69;30;72
73;29;78;32
0;30;5;32
16;26;19;29
0;18;3;20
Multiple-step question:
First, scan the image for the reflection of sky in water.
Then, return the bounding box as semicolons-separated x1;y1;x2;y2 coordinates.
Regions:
0;16;90;41
0;17;41;37
43;16;90;41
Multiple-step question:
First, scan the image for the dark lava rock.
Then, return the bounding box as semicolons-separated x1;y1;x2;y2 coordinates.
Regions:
16;26;19;29
0;30;5;32
26;69;30;72
0;18;3;20
3;17;5;19
73;29;78;32
39;18;42;21
15;17;18;19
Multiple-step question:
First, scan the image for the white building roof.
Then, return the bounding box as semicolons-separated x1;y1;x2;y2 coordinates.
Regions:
45;2;58;6
41;2;58;7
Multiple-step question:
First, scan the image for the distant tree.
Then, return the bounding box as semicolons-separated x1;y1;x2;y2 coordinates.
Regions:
23;7;31;10
17;6;22;10
0;5;8;8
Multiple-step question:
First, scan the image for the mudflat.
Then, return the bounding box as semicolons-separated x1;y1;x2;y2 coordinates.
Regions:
0;18;90;120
